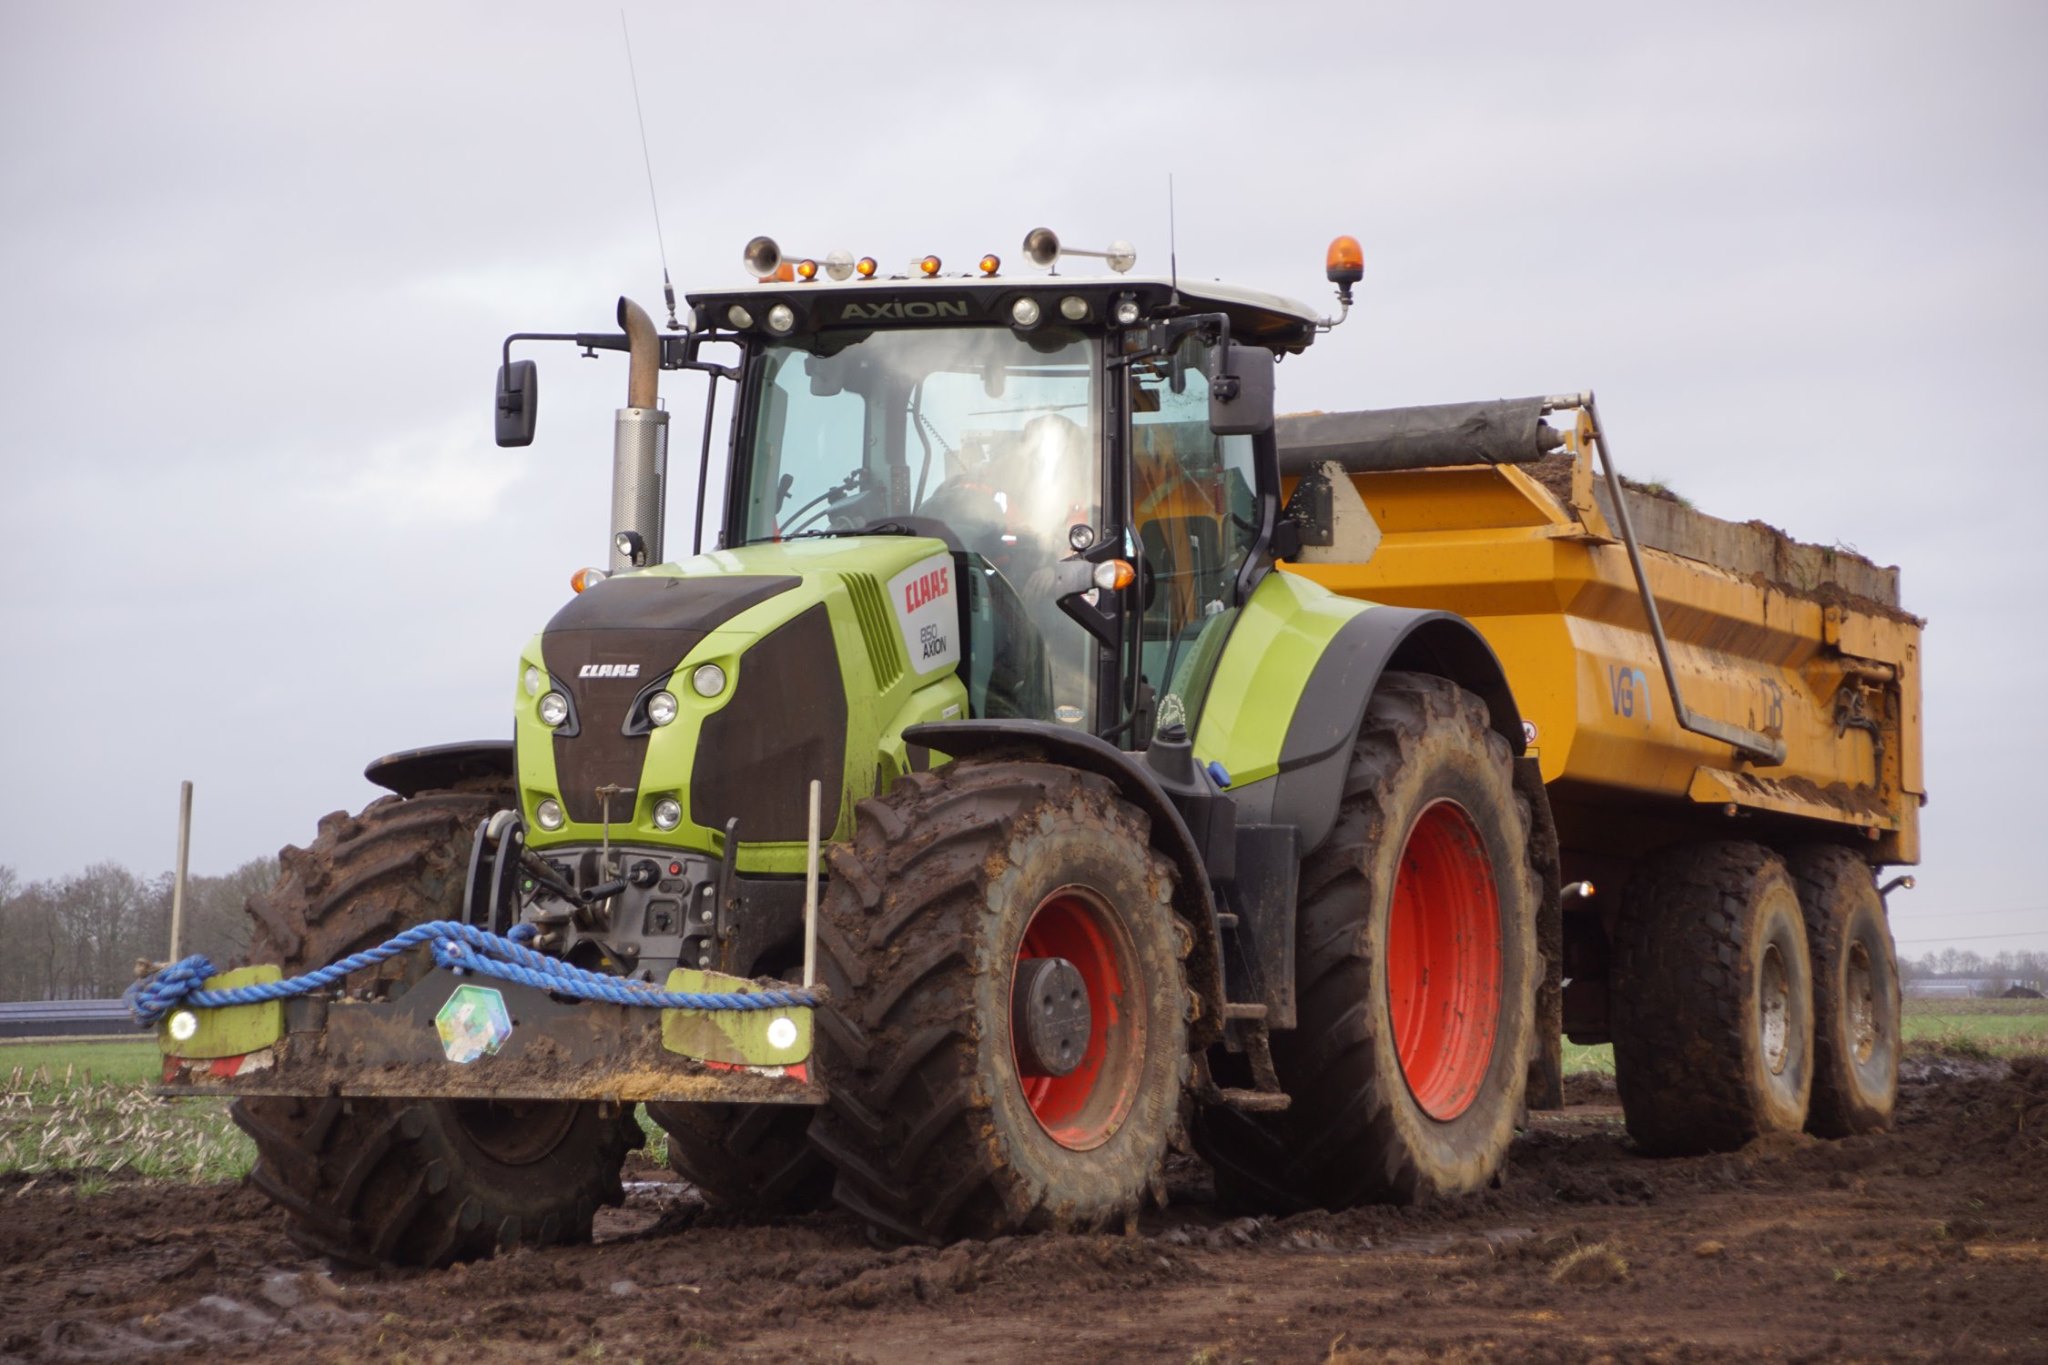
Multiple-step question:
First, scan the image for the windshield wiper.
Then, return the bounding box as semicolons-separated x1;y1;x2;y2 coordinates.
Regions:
737;520;922;548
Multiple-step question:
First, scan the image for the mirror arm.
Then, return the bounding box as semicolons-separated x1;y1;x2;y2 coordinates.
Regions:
499;331;632;371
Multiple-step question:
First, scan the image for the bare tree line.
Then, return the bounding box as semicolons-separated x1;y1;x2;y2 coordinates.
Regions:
1901;948;2048;995
0;857;278;1001
1;854;2038;1003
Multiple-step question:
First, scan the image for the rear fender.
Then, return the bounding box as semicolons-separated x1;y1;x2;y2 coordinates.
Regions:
900;719;1227;1048
1267;607;1526;856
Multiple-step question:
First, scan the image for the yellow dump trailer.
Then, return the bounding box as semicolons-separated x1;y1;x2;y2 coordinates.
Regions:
1277;394;1923;1145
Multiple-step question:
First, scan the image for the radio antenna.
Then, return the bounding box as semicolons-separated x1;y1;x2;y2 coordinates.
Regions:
621;11;682;331
1167;173;1180;307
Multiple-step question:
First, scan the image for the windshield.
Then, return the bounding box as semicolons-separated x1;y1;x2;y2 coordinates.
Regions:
740;326;1102;723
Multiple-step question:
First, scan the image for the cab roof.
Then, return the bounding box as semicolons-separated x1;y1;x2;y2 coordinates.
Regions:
683;273;1324;354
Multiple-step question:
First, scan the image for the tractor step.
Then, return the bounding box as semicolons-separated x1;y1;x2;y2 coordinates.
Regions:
1193;1008;1293;1113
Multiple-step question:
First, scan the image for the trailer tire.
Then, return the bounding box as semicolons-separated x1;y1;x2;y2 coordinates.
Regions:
1612;841;1813;1155
1787;845;1900;1137
1194;672;1540;1210
806;760;1189;1243
231;787;641;1267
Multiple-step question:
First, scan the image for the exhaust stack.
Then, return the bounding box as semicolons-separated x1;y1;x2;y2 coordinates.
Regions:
610;296;668;571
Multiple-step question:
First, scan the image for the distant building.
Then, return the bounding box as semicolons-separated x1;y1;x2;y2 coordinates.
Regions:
1906;976;2047;999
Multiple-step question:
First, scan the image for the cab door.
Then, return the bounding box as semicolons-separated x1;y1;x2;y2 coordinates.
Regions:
1128;333;1266;737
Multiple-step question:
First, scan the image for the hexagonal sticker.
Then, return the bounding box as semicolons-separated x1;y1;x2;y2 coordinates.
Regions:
435;984;512;1064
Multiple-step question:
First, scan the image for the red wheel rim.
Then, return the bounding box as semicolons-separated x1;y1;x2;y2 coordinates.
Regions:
1385;799;1503;1121
1010;887;1140;1152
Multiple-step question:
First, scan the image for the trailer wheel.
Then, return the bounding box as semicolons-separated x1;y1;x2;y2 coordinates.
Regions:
231;788;641;1267
1787;845;1900;1136
1612;841;1813;1154
1194;672;1540;1209
806;760;1189;1243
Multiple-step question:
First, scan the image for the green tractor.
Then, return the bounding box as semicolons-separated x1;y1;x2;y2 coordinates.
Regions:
171;229;1546;1262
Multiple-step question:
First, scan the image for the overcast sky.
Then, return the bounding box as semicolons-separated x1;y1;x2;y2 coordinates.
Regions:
2;2;2043;958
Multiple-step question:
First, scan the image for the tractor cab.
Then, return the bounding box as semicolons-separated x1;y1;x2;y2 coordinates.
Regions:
685;230;1323;743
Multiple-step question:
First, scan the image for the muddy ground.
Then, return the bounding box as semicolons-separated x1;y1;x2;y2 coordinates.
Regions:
4;1057;2045;1363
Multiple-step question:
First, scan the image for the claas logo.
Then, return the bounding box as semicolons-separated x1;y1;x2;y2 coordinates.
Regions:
902;565;950;613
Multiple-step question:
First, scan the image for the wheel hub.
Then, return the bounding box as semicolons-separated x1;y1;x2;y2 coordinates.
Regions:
1009;887;1140;1152
1759;942;1792;1075
1845;939;1878;1065
452;1099;580;1166
1012;956;1091;1078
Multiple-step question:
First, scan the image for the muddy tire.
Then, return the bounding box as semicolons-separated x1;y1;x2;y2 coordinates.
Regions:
1194;672;1540;1210
806;760;1189;1242
645;1101;829;1212
1612;841;1814;1155
231;789;641;1267
1787;844;1900;1137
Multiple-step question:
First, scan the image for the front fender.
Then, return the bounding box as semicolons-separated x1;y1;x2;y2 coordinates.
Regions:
364;741;515;798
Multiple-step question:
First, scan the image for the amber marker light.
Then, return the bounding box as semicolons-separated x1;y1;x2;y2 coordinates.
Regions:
855;256;878;278
1091;560;1136;592
1325;235;1364;284
979;254;1001;276
570;566;608;594
919;255;942;276
796;258;819;281
1325;234;1365;313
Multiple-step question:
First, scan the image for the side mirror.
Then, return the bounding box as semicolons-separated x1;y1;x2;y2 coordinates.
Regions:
1208;343;1274;436
495;359;538;448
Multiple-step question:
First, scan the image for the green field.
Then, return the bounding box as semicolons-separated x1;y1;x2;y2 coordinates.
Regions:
1899;996;2048;1057
0;1037;253;1185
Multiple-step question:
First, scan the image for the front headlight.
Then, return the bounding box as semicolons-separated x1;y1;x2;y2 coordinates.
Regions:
646;691;679;727
538;692;570;727
652;797;683;831
535;798;565;831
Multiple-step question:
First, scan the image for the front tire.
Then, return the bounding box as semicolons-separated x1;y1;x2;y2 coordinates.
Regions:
231;789;641;1266
1612;841;1814;1155
645;1099;829;1213
807;760;1190;1242
1194;672;1540;1210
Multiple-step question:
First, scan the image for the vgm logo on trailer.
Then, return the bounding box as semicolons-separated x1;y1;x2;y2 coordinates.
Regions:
887;553;959;677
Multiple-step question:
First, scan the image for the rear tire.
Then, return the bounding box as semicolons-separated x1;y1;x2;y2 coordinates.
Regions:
1193;672;1540;1210
231;789;641;1266
1612;841;1813;1155
1787;845;1900;1136
806;760;1190;1242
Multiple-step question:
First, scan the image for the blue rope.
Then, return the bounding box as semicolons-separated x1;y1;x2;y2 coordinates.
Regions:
126;919;818;1028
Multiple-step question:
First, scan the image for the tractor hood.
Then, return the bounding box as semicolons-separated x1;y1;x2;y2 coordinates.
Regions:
513;536;969;870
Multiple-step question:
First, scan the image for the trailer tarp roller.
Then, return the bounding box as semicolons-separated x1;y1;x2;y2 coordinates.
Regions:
1276;396;1563;476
